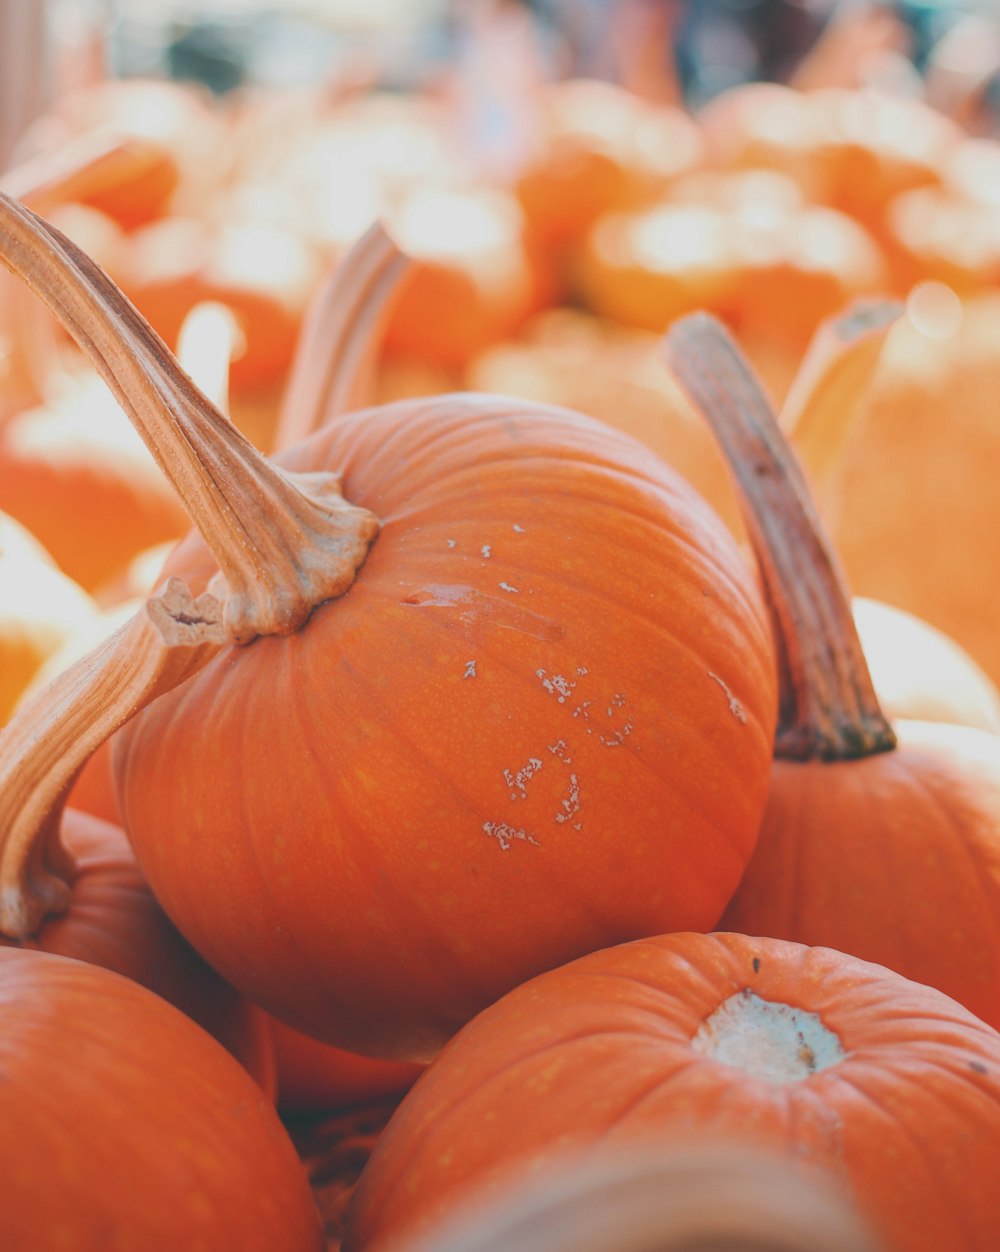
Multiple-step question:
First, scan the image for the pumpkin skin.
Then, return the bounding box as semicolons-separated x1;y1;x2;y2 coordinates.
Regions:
0;947;321;1251
114;394;777;1061
344;932;1000;1252
2;809;275;1094
271;1019;422;1113
721;721;1000;1029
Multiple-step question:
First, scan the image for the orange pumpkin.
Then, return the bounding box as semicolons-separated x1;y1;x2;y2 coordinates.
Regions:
793;291;1000;684
666;314;1000;1030
271;1020;422;1114
0;372;189;591
0;947;321;1250
3;808;274;1092
0;191;777;1063
515;79;702;249
0;513;97;722
344;932;1000;1252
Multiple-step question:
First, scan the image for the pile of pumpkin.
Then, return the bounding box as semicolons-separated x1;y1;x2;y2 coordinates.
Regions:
3;56;1000;1252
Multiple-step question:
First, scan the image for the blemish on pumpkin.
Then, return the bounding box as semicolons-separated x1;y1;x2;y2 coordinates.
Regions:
600;719;634;748
446;539;456;548
537;670;577;702
402;585;564;642
548;739;571;763
463;660;477;679
481;545;491;558
752;957;761;974
513;524;525;533
707;671;748;723
498;582;519;594
483;821;540;851
970;1061;989;1075
503;757;543;800
554;773;580;824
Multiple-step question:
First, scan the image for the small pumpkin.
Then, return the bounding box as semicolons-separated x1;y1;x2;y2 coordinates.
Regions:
665;313;1000;1029
344;932;1000;1252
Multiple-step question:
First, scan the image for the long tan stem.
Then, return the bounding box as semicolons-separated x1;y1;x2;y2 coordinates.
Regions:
0;579;225;938
275;222;409;451
779;299;901;507
0;192;380;643
663;313;896;762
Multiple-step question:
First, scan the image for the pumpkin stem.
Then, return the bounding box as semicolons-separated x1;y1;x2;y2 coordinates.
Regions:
274;221;409;451
0;578;226;938
662;313;896;762
0;192;381;644
779;298;901;508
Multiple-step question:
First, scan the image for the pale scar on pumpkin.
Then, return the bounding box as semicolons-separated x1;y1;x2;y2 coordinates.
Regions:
708;671;749;724
402;584;564;643
693;989;845;1083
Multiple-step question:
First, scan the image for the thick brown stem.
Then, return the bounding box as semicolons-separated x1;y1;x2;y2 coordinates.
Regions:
779;298;901;507
0;192;380;643
275;222;409;451
0;579;225;938
662;313;896;762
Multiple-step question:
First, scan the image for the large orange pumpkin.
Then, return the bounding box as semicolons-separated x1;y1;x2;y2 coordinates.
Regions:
344;932;1000;1252
0;192;777;1063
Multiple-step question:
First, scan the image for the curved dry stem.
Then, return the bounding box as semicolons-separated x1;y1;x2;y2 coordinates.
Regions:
275;221;409;451
662;313;896;762
779;298;901;507
0;192;380;643
0;578;226;938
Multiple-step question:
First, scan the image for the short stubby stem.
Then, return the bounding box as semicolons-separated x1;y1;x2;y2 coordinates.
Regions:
0;193;381;644
693;988;845;1083
0;578;226;938
662;313;896;762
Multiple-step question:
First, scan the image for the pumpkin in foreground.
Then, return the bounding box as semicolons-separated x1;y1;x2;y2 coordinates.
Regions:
344;932;1000;1252
391;1139;883;1252
0;192;777;1062
0;946;321;1251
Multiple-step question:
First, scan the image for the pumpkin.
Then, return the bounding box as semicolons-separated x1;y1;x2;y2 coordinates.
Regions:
272;1022;421;1113
1;807;274;1091
17;77;224;230
120;214;320;396
0;946;321;1250
0;512;97;723
392;1139;883;1252
0;191;777;1062
788;290;1000;684
574;171;887;371
665;313;1000;1030
344;932;1000;1252
380;186;547;371
514;79;702;250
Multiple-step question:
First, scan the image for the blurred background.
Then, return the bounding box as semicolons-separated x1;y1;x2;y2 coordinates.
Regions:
4;0;1000;692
